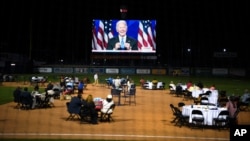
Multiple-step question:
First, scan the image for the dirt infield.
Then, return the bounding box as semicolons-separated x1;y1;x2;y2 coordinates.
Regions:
0;82;250;141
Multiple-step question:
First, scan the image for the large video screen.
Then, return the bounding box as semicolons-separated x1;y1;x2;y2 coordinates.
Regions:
92;19;156;53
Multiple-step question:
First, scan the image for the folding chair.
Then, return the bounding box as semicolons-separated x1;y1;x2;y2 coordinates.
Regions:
213;110;229;130
200;96;209;105
170;104;178;123
124;88;136;105
169;85;176;94
111;88;122;106
100;103;116;122
173;107;190;127
191;109;205;130
66;102;81;121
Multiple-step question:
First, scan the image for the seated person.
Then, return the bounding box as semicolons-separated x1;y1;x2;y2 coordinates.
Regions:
240;89;250;104
46;81;54;91
196;81;204;89
13;86;22;108
210;84;216;90
218;90;228;107
169;81;176;90
152;78;158;89
106;77;113;88
68;94;83;115
82;94;98;124
139;78;145;87
100;94;114;118
31;88;40;109
20;87;33;109
52;83;62;99
186;80;193;90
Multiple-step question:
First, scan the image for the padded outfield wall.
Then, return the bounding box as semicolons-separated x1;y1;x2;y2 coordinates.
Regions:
34;66;247;77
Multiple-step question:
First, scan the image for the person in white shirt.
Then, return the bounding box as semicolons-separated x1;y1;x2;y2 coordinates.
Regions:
101;94;114;114
169;81;176;91
114;76;121;89
94;73;98;85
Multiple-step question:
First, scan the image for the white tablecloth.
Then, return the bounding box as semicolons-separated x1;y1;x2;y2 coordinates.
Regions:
144;82;164;89
182;105;228;126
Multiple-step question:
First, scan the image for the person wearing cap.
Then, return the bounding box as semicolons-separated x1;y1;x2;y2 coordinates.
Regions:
101;94;114;114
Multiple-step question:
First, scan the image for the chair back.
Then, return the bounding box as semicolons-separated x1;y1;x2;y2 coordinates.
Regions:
191;109;204;119
169;85;173;89
106;103;116;114
175;85;182;93
111;88;121;96
217;110;229;119
170;104;176;115
129;88;136;95
178;102;185;108
200;96;209;105
66;102;71;112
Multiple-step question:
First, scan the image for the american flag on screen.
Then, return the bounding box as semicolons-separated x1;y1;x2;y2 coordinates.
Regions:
92;20;114;50
137;20;156;50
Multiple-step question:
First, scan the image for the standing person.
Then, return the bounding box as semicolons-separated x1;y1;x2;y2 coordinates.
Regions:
226;96;239;125
78;80;84;94
59;76;66;91
94;73;99;85
107;20;137;50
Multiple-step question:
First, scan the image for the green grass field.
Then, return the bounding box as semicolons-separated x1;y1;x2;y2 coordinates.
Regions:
1;74;249;105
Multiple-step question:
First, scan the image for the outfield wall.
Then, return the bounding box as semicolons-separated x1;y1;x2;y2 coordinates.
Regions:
34;67;247;77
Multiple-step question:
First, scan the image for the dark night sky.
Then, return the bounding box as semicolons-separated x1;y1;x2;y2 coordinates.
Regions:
1;0;249;67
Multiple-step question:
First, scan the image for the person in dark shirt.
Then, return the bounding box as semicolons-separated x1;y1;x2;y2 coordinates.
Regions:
68;94;83;115
107;20;137;50
13;86;22;108
84;94;98;124
20;87;33;109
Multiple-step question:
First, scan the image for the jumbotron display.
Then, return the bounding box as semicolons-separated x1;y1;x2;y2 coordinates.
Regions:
92;19;157;53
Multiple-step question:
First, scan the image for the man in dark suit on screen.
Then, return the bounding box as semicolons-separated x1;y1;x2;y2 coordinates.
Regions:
107;20;138;50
